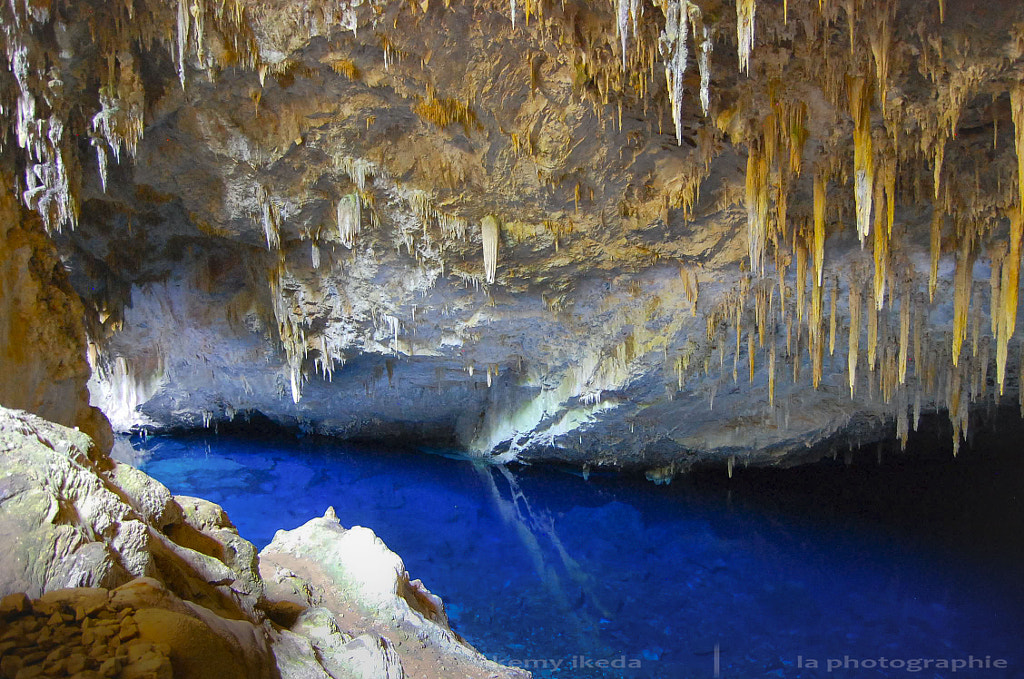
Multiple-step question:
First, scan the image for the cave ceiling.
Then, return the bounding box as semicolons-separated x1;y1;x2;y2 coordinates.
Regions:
4;0;1024;476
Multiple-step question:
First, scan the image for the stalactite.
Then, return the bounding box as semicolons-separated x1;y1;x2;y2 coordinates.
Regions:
868;5;892;116
745;144;769;275
681;265;700;316
337;193;361;249
257;186;281;250
755;285;768;347
810;281;824;388
997;215;1021;393
990;248;1003;340
1000;86;1024;390
848;75;874;247
829;277;838;356
913;307;924;379
660;1;712;145
616;0;629;70
952;237;974;367
813;168;826;286
795;241;807;330
777;254;788;327
882;155;896;237
929;210;942;302
177;0;190;89
768;339;776;407
787;102;808;177
872;176;888;310
748;328;755;382
695;14;712;117
736;0;756;76
898;293;910;385
848;286;861;397
482;215;500;284
867;294;878;372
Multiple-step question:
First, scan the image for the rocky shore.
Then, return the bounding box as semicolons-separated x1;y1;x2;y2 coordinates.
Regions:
0;407;529;679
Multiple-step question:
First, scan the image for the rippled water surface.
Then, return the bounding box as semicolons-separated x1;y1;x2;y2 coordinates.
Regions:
135;421;1024;678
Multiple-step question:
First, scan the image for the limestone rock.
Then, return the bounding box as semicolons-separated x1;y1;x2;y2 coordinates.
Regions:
0;408;259;621
0;408;137;596
332;634;405;679
105;462;182;530
260;508;530;679
0;410;528;679
0;183;113;455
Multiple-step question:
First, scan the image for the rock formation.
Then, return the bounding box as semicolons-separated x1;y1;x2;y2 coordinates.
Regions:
2;1;1024;470
0;406;529;678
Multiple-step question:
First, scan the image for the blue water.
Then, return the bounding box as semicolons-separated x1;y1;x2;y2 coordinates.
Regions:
134;426;1024;678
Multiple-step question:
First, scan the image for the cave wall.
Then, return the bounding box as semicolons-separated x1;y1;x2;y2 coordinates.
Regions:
0;177;112;452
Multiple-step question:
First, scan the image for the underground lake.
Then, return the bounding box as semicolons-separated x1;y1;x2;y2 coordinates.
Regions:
131;413;1024;679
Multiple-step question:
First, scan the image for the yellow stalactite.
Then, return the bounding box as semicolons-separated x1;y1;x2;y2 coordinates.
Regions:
929;210;942;302
898;293;910;385
777;256;788;325
813;169;826;286
763;113;778;170
998;212;1023;392
746;145;770;275
788;103;808;177
811;281;824;388
869;6;892;116
1014;86;1024;214
776;172;789;249
883;156;896;237
933;140;945;201
796;241;808;329
769;340;776;406
951;237;973;368
999;84;1024;392
873;177;888;310
848;287;861;397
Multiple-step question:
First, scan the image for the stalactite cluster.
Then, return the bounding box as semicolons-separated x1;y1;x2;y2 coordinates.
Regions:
4;0;1024;461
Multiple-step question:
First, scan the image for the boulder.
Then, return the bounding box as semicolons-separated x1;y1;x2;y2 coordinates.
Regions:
260;507;531;679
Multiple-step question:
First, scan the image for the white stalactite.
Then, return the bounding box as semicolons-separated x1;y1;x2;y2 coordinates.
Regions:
482;215;499;284
337;193;361;249
659;1;711;146
616;0;630;70
736;0;756;76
